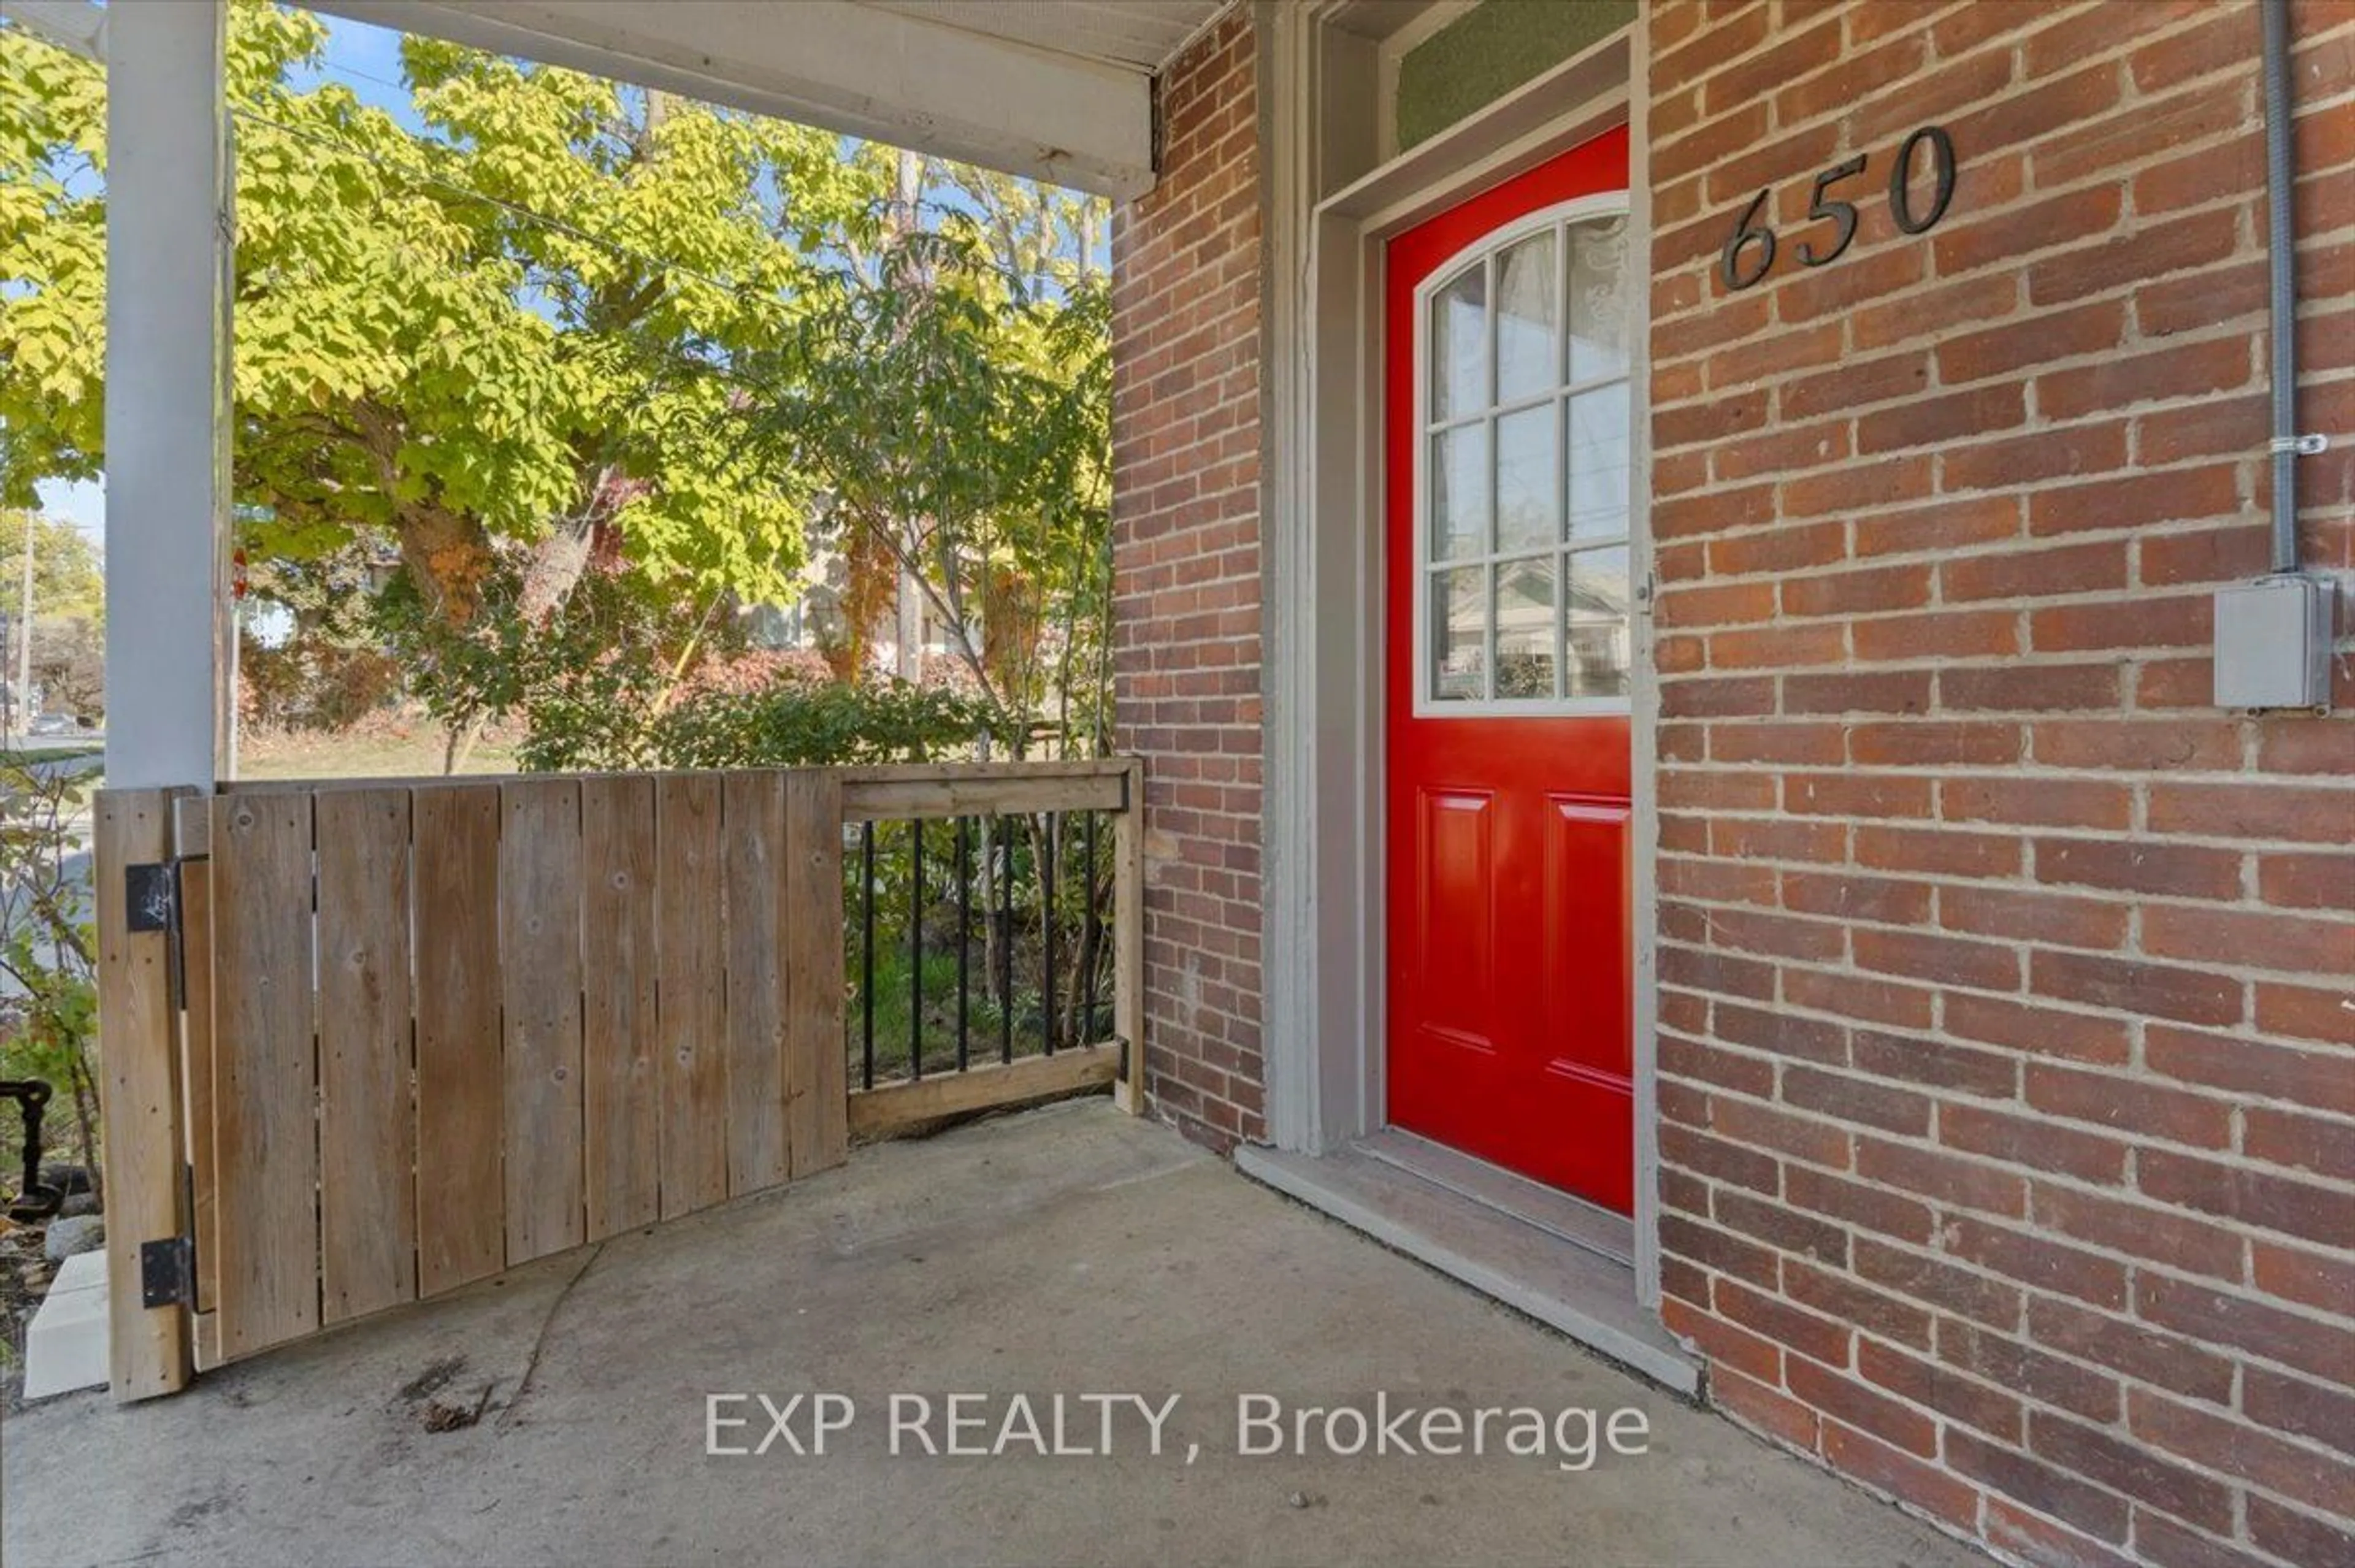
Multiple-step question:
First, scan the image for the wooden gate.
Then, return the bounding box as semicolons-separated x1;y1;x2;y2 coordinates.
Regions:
102;770;846;1380
94;759;1144;1401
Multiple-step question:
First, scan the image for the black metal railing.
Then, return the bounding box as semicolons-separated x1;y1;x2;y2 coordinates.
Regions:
847;808;1116;1090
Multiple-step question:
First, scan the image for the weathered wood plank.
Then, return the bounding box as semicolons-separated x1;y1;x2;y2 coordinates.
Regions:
210;790;320;1361
848;1046;1116;1141
413;785;504;1298
96;787;193;1400
786;769;849;1176
1114;760;1146;1116
581;774;659;1241
723;771;789;1196
315;789;417;1324
841;771;1125;822
499;779;585;1265
171;797;218;1317
657;773;728;1217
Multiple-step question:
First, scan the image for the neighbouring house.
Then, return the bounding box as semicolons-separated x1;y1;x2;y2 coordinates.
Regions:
62;4;2354;1568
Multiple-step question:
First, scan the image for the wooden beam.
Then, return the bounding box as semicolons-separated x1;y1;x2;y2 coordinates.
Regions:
1113;759;1147;1115
96;787;193;1401
4;0;107;62
841;770;1126;822
309;0;1158;199
849;1048;1117;1141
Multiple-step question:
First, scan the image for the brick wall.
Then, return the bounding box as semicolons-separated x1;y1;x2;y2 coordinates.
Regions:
1647;3;2354;1566
1109;12;1268;1152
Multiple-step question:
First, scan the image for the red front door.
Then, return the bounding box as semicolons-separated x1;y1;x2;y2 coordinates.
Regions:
1385;128;1636;1214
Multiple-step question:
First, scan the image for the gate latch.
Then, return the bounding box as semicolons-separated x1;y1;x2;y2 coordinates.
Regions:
139;1236;194;1310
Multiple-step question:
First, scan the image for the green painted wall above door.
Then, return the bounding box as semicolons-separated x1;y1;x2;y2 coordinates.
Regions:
1396;0;1638;150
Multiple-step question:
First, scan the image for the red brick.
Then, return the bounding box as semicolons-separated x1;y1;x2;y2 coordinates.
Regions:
2031;950;2243;1027
1941;663;2122;713
1938;1317;2120;1424
2028;1411;2233;1534
1786;1163;1936;1243
1786;1258;1932;1349
2145;1025;2355;1117
1943;993;2131;1066
2143;904;2355;976
1942;1100;2129;1184
2026;207;2243;308
1937;300;2127;384
2026;1065;2234;1150
2243;1365;2355;1461
2028;1298;2239;1409
1947;1428;2132;1545
2249;1496;2355;1568
1824;1421;1984;1532
1851;1027;2019;1096
1856;1236;2022;1330
1941;540;2127;602
1945;1220;2128;1312
2137;1147;2355;1250
2032;836;2244;900
1939;886;2128;950
1857;1136;2026;1217
2031;1182;2245;1282
2129;1388;2355;1519
1945;422;2129;492
1788;1355;1939;1455
2138;1272;2355;1384
1710;1364;1821;1451
1945;777;2132;831
2244;1106;2355;1182
1985;1500;2136;1568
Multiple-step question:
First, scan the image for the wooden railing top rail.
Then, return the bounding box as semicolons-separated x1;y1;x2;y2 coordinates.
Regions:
218;757;1139;816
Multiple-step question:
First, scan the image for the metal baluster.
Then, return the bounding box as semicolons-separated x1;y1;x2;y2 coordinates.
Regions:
1043;812;1058;1056
998;814;1014;1066
955;815;971;1073
1082;807;1100;1045
909;820;924;1080
860;819;875;1092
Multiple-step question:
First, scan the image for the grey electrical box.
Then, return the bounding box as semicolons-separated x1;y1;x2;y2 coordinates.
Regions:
2213;575;2337;711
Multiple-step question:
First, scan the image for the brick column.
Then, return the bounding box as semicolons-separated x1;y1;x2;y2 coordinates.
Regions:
1109;12;1267;1151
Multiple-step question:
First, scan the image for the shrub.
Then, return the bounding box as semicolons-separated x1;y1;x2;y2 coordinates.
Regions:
650;678;1002;769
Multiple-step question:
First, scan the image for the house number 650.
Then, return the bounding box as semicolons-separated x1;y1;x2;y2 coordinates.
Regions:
1720;125;1958;291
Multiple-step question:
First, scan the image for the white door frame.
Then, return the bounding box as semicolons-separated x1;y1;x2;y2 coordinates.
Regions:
1258;4;1662;1306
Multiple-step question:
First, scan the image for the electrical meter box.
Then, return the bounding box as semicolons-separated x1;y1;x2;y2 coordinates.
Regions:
2213;575;2337;711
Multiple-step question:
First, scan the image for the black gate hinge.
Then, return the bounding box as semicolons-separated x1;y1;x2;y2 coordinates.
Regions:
140;1236;195;1310
123;861;189;1011
124;862;177;933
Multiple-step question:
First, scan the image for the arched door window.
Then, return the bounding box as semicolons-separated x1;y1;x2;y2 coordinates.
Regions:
1415;200;1633;713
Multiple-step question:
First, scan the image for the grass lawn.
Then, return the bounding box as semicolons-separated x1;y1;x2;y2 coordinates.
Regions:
237;724;519;781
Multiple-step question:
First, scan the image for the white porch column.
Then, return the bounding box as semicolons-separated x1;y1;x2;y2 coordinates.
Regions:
102;0;234;788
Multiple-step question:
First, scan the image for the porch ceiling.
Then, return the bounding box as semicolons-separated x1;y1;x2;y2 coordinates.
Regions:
308;0;1232;199
866;0;1228;72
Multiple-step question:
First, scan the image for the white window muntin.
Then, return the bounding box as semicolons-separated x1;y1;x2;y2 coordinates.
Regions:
1411;192;1634;718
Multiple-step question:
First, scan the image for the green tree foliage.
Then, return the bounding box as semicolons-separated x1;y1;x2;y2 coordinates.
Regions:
0;758;101;1188
0;511;102;624
2;3;1114;766
745;232;1112;754
1;2;865;633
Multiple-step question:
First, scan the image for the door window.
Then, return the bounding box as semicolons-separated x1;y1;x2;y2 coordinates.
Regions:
1417;205;1633;712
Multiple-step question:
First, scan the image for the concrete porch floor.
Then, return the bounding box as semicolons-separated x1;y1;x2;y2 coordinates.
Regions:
3;1103;1986;1567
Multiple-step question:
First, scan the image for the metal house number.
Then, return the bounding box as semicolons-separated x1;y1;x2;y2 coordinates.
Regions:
1720;124;1958;291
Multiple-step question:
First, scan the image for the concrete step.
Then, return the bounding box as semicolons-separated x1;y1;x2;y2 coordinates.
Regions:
1236;1139;1700;1396
22;1248;110;1400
